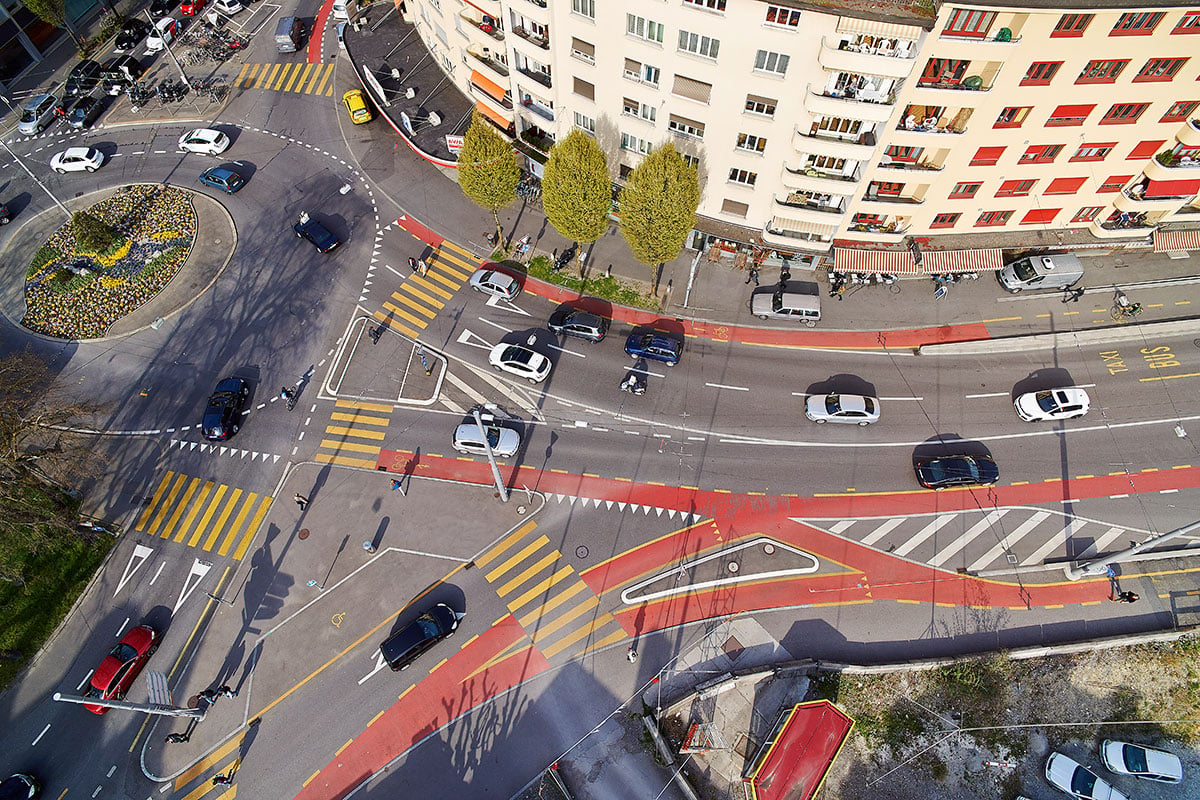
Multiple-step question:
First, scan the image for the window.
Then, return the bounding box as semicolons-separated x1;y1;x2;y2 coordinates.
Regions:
573;78;595;101
943;9;995;37
626;14;664;43
970;146;1005;167
1021;208;1061;225
1162;101;1200;122
853;213;885;226
745;94;777;117
921;58;968;85
1021;61;1062;86
1072;143;1116;162
1111;12;1164;36
721;199;748;218
949;182;981;199
672;75;712;104
996;179;1036;197
754;49;790;76
668;114;705;139
736;133;767;153
1076;59;1128;84
994;107;1031;128
1173;12;1200;33
885;145;922;162
624;59;660;87
678;30;720;59
1045;177;1087;195
1127;139;1166;160
1098;175;1132;192
622;98;656;122
1134;58;1188;82
684;0;726;10
574;112;596;134
765;5;801;27
1071;206;1103;222
1045;104;1094;127
975;210;1013;227
620;133;652;154
682;153;700;170
1100;103;1149;124
570;38;595;64
1051;13;1092;38
870;181;903;197
571;0;595;19
1019;144;1063;164
930;212;960;229
815;116;861;136
728;168;757;186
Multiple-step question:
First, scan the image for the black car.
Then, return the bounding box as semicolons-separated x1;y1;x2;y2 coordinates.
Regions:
624;331;683;366
113;18;151;53
548;307;608;343
201;377;249;441
65;60;102;95
914;454;999;490
379;603;459;671
101;55;144;95
0;774;38;800
68;96;105;129
149;0;178;16
293;213;341;253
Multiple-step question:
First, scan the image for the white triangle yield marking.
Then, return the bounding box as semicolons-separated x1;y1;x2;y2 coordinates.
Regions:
371;257;379;264
605;501;613;510
260;452;272;462
359;294;369;302
173;558;213;615
219;446;229;456
618;502;627;511
363;279;373;287
484;294;531;316
455;328;495;351
188;442;199;451
273;454;281;463
114;543;154;597
655;507;665;517
668;509;678;520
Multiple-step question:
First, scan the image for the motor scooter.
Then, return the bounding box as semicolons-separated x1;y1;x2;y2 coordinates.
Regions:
620;360;648;396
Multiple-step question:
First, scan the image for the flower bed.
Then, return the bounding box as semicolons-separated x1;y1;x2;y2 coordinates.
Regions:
22;185;197;339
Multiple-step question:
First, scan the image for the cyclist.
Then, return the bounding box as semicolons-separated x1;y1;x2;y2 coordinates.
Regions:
279;386;294;402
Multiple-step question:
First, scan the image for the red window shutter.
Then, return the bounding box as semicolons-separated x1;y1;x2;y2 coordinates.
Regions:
970;146;1006;165
1045;177;1087;195
1127;139;1166;160
1020;208;1061;224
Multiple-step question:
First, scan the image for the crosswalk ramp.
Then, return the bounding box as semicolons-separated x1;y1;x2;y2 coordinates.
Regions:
170;726;247;800
133;471;270;561
807;507;1155;573
315;398;392;469
475;521;627;662
234;62;336;96
372;240;477;341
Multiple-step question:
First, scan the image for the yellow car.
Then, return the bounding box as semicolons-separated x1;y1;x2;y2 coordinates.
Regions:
342;89;373;124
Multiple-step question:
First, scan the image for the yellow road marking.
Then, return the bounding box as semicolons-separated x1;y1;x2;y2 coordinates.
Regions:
325;424;387;440
182;482;215;547
315;64;334;96
315;452;379;469
303;770;322;788
336;398;393;412
423;269;461;291
485;535;551;582
286;63;312;92
410;275;454;300
381;301;430;329
217;493;258;557
476;520;539;567
193;483;228;550
330;411;390;426
135;471;175;530
571;627;628;659
272;63;293;91
497;552;560;597
518;581;586;626
166;478;202;542
232;497;271;561
239;63;259;87
981;316;1022;323
175;733;243;788
304;63;325;93
530;595;599;642
398;282;446;309
203;487;241;551
319;439;382;454
257;63;282;89
147;472;187;536
507;566;575;611
1140;371;1200;382
540;612;614;659
387;291;437;318
234;62;252;86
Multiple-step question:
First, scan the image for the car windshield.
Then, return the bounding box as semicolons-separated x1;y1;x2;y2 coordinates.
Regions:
1010;258;1037;280
1123;744;1148;773
485;427;500;448
1070;767;1097;796
19;109;36;122
110;642;138;661
208;392;232;407
1034;391;1060;412
415;614;441;637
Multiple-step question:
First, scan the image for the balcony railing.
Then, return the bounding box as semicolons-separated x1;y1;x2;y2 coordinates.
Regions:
459;11;505;40
877;159;943;172
835;38;916;60
896;120;967;135
468;49;509;77
863;191;925;205
915;76;989;92
522;100;554;121
1156;152;1200;169
776;194;845;214
513;27;550;50
517;66;551;88
785;164;860;183
820;87;893;105
471;83;513;109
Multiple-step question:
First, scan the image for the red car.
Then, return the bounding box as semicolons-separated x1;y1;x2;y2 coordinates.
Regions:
180;0;206;16
83;624;158;714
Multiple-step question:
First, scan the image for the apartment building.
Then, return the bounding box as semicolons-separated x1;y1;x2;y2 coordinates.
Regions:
399;0;1200;269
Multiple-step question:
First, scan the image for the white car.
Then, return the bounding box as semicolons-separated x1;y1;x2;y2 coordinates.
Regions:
1100;740;1183;783
50;147;105;173
1014;387;1090;422
805;393;880;426
469;268;520;300
488;343;551;384
1046;752;1129;800
178;128;231;156
452;421;520;458
145;16;179;54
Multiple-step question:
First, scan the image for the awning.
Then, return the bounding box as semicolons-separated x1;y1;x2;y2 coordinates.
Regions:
833;247;921;275
836;16;923;40
770;217;837;236
1153;229;1200;252
1144;178;1200;199
743;701;855;800
474;100;511;129
469;70;507;103
920;248;1004;273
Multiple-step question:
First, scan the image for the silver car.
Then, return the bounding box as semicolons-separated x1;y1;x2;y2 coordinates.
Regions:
1100;740;1182;783
805;393;880;426
488;343;551;383
469;268;520;300
452;421;520;458
1045;752;1129;800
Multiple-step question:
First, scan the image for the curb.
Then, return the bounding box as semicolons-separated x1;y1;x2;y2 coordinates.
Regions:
920;317;1200;355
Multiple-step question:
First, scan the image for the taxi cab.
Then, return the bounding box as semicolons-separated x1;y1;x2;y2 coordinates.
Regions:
342;89;373;124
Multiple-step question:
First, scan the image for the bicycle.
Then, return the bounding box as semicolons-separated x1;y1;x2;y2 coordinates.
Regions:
280;386;298;411
1110;302;1143;323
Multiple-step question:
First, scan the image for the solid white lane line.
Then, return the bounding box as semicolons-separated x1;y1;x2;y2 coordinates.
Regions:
705;382;749;392
966;511;1051;572
879;396;924;401
965;392;1008;399
860;518;906;546
32;724;50;746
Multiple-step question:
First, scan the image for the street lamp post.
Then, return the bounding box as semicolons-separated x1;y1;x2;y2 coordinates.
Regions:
1065;518;1200;580
472;408;509;503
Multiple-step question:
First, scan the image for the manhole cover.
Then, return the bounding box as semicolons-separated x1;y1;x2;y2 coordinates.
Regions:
576;545;589;559
727;561;739;573
763;543;775;555
298;528;310;540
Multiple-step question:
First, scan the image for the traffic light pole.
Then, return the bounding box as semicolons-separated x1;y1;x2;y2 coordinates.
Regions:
472;408;509;503
1065;517;1200;580
52;692;207;718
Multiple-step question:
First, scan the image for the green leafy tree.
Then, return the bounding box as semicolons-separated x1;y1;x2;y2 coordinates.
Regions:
542;129;611;254
617;143;700;292
23;0;83;46
457;112;520;243
71;211;120;253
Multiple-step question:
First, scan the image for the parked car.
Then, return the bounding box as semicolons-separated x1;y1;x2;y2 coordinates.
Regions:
1045;752;1129;800
213;0;243;14
0;773;39;800
341;89;373;124
82;624;158;714
1014;388;1090;422
65;60;102;95
180;0;206;16
452;419;520;458
805;393;880;425
624;331;683;366
379;603;459;671
101;55;144;95
468;268;519;299
489;343;552;383
294;212;341;253
178;128;230;155
67;96;105;129
113;18;151;53
17;93;58;136
149;0;178;16
198;166;245;194
201;377;249;440
50;147;105;173
1100;740;1183;783
914;454;999;490
548;307;608;343
145;17;179;54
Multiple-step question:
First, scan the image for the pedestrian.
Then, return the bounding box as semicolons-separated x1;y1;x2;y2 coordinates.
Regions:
418;259;429;277
1117;591;1139;604
780;265;791;284
199;688;218;703
745;266;760;286
369;326;381;344
390;479;403;491
294;493;308;511
408;257;419;273
218;685;237;698
212;774;234;786
1062;286;1085;303
165;733;189;744
626;645;638;663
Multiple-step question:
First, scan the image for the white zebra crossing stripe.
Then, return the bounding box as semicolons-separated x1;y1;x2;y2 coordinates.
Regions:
860;517;905;546
1077;526;1129;559
828;520;855;534
893;514;956;557
1021;520;1089;566
966;511;1051;573
929;510;1008;567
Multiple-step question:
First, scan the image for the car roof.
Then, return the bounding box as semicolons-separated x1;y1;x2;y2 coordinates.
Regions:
206;167;237;178
61;146;92;157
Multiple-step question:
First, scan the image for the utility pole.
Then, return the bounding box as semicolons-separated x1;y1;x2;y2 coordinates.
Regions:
1065;518;1200;580
472;408;509;503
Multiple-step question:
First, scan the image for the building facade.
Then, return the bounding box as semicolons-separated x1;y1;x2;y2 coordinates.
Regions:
399;0;1200;268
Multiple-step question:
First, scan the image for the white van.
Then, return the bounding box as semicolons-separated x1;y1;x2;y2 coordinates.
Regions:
751;289;821;326
997;254;1084;293
332;1;349;20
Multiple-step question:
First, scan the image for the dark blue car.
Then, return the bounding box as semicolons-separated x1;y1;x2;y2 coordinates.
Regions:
624;331;682;366
294;212;341;253
914;454;999;489
202;377;249;440
198;166;245;194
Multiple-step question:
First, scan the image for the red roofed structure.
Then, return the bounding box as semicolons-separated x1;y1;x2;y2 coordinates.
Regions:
742;700;855;800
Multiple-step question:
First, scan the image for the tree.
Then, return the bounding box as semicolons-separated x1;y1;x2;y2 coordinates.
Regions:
617;143;700;292
456;112;520;243
542;129;611;254
71;211;121;253
23;0;83;47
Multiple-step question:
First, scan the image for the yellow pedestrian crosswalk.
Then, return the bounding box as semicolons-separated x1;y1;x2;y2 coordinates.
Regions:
315;398;393;469
134;471;269;561
233;62;336;96
172;726;245;799
373;240;477;340
475;521;627;662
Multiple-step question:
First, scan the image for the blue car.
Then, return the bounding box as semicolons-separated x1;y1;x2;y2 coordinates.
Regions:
914;454;998;490
294;212;341;253
624;331;682;366
202;377;249;440
198;166;245;194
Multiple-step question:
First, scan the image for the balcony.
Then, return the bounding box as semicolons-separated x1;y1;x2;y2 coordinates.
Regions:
818;38;916;80
773;194;846;219
467;45;509;78
517;65;551;89
520;96;554;122
471;81;513;111
459;9;504;41
1165;203;1200;219
1089;216;1154;239
782;164;860;194
513;26;550;50
1178;119;1200;148
914;75;992;93
792;128;876;161
1117;180;1199;212
805;87;895;123
761;225;835;253
894;109;971;136
860;186;926;208
876;158;944;172
840;222;910;243
1143;151;1200;182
